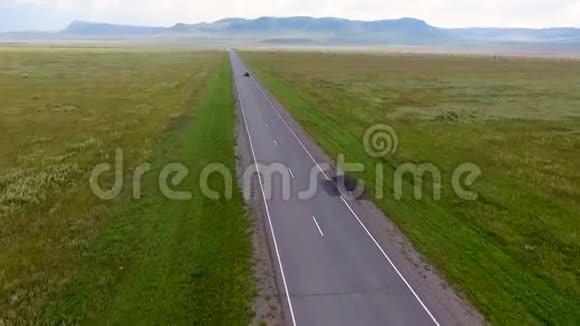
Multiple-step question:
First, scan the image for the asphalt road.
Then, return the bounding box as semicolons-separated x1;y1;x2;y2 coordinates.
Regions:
230;50;440;326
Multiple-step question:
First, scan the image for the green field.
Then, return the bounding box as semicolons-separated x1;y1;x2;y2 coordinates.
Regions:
0;47;253;323
242;51;580;324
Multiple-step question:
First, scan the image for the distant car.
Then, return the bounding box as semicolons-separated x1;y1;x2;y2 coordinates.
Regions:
244;72;250;77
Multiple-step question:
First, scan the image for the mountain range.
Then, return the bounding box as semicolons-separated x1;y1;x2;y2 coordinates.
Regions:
3;16;580;52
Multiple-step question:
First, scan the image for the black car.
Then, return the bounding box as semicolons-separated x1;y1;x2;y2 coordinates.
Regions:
244;72;250;77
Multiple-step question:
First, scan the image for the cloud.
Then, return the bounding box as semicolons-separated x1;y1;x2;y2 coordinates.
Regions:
2;0;579;32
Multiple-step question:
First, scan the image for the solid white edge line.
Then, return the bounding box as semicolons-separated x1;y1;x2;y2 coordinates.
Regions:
339;196;440;326
232;55;298;326
311;216;324;237
248;64;440;326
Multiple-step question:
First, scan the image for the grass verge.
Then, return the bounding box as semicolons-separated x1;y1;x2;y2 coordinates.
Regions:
39;54;254;324
0;46;253;324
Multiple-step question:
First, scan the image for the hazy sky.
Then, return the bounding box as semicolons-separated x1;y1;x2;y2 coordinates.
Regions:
1;0;579;32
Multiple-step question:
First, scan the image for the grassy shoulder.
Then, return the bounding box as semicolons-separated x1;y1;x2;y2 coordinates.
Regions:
241;51;580;324
38;55;254;324
0;47;253;324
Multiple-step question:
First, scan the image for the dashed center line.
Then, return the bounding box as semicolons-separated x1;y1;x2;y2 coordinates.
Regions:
265;122;269;127
312;216;324;237
274;139;278;147
288;168;295;179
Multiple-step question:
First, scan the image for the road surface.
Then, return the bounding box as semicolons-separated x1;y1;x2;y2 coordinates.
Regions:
230;50;440;326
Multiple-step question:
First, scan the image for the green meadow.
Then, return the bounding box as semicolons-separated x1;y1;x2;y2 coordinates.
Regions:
0;46;253;324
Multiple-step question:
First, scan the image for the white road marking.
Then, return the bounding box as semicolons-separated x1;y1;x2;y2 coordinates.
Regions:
288;168;295;179
338;195;440;325
248;66;440;326
250;76;331;181
312;216;324;237
274;139;278;147
265;122;269;127
233;60;297;326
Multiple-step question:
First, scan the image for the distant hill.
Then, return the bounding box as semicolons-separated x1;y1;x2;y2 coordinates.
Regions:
59;17;446;42
59;17;580;44
63;21;166;35
2;16;580;52
452;27;580;42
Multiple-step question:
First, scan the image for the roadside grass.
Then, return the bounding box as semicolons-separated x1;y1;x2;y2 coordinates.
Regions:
241;51;580;324
0;46;253;324
41;54;253;324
